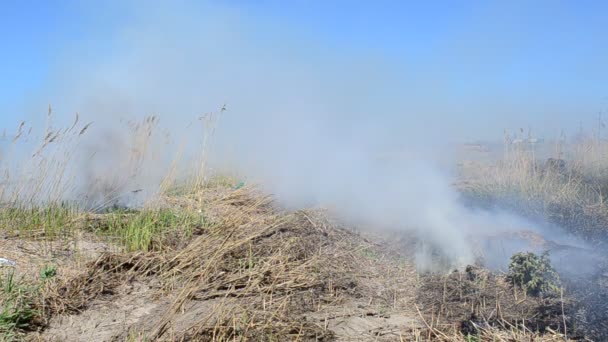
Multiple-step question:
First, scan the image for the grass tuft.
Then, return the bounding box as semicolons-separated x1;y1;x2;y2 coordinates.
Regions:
93;208;202;252
0;270;39;340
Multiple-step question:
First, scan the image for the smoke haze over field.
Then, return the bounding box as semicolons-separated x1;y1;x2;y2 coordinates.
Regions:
1;1;606;270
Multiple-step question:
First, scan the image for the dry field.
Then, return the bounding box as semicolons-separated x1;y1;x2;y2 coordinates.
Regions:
1;114;607;341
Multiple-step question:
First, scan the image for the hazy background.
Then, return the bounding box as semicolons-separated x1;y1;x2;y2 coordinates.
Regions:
2;1;608;140
0;0;606;270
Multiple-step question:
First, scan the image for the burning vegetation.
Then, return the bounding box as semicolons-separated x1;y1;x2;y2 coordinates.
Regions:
1;113;608;342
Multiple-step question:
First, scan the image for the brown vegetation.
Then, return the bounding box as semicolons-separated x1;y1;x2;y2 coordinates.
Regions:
1;114;607;341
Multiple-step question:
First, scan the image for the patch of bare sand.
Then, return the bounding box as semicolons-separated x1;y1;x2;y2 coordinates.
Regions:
0;232;110;282
40;281;161;342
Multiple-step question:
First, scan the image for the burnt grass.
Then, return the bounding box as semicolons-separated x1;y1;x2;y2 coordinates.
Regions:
417;265;576;337
458;189;608;340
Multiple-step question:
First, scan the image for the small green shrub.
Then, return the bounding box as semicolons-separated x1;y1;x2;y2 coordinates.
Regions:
507;251;560;296
40;265;57;281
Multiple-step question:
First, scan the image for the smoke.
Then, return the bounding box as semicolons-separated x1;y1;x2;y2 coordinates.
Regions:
3;2;600;271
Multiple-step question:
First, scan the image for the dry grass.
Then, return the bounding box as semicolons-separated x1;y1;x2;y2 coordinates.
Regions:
2;186;410;341
459;147;591;207
458;140;608;245
8;185;580;341
1;109;606;341
145;187;396;340
0;181;589;341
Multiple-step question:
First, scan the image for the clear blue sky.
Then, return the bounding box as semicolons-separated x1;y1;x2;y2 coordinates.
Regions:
0;1;129;126
1;1;607;139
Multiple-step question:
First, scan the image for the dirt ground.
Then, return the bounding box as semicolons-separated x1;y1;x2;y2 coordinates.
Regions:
0;186;595;341
0;188;425;341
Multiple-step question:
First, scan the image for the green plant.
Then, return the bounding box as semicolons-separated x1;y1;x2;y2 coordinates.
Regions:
465;334;480;342
0;270;37;339
125;329;148;342
0;205;78;240
40;265;57;281
100;208;200;252
507;251;560;296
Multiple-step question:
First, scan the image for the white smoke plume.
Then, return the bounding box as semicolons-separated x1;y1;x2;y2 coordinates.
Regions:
1;1;597;272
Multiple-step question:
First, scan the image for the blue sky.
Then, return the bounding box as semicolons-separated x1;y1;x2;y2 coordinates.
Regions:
0;1;128;124
1;1;607;140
